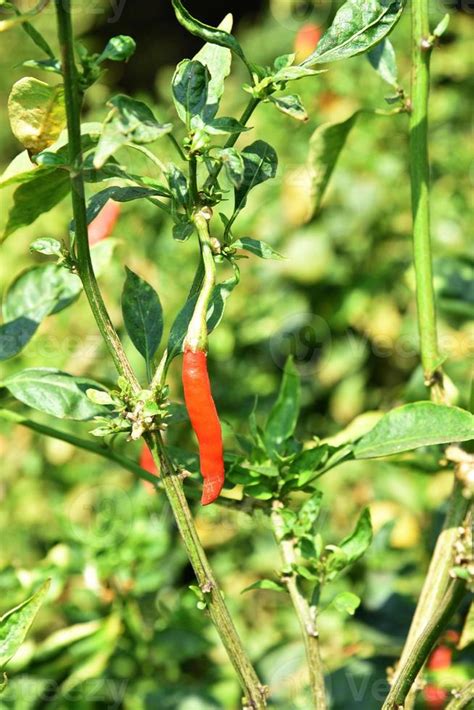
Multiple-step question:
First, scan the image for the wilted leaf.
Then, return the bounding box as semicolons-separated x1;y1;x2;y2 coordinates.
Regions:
8;78;66;155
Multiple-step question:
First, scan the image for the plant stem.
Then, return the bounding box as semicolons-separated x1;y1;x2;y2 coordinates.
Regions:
204;97;260;190
382;578;467;709
409;0;443;399
388;4;469;706
149;433;268;709
445;681;474;710
167;133;186;161
54;0;139;392
271;502;326;710
189;155;199;207
391;469;471;706
184;210;216;352
0;408;158;487
53;6;267;704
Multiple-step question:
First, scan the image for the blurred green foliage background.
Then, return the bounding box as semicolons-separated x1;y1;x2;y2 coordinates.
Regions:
0;1;472;708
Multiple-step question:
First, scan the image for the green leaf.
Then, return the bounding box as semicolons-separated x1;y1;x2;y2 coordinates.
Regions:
241;579;286;594
173;220;195;241
2;369;112;420
339;508;373;561
167;269;238;363
29;237;63;256
98;35;136;63
367;38;398;87
78;186;168;230
8;77;66;155
270;94;308;122
3;264;80;323
0;580;50;670
0;264;80;360
172;59;210;124
19;19;55;59
121;267;163;367
288;445;329;486
2;168;70;241
166;165;189;209
93;95;172;168
233;237;283;260
216;147;245;188
204;117;250;135
234;140;278;214
329;591;361;616
306;111;359;217
0;319;39;361
272;65;321;82
193;14;233;121
265;357;300;451
206;268;240;334
171;0;246;64
354;402;474;459
294;492;323;536
325;508;373;579
303;0;405;66
433;14;450;39
22;58;62;75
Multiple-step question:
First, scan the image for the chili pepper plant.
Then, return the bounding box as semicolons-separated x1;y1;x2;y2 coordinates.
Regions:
0;1;472;708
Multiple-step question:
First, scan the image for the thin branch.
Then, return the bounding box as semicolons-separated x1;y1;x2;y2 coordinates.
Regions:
445;681;474;710
389;3;469;705
0;408;158;487
149;433;268;709
382;578;468;709
54;0;139;392
409;0;443;400
271;502;326;710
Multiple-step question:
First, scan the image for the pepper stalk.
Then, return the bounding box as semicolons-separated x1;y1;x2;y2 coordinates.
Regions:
184;207;216;353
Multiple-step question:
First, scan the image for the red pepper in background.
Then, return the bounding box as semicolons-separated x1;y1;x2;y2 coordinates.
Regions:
88;200;121;245
139;444;159;494
423;630;460;709
182;348;224;505
294;22;322;62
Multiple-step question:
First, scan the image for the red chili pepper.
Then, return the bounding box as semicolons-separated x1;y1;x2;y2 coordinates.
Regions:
139;444;159;495
294;23;322;62
88;200;121;245
423;630;460;709
182;348;224;505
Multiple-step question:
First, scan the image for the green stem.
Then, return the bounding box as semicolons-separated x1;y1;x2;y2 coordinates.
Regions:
0;408;158;487
204;97;260;190
149;434;268;709
391;471;471;706
189;155;199;206
409;0;443;398
54;0;139;392
167;133;186;161
128;143;168;174
184;210;216;352
445;681;474;710
389;4;467;706
382;578;467;709
271;503;326;710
